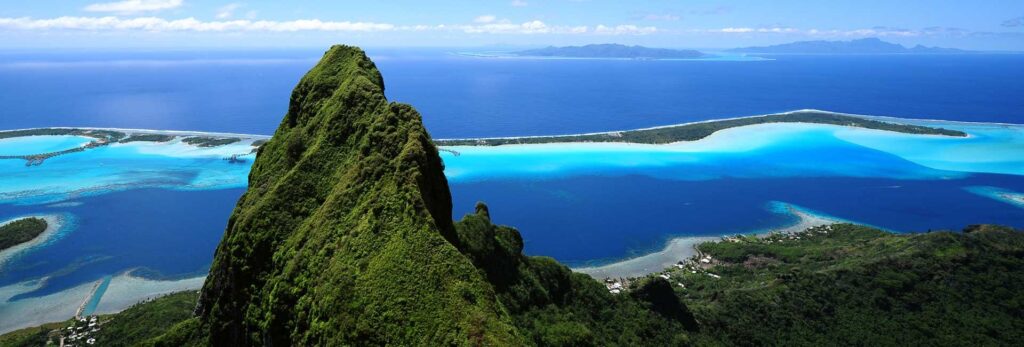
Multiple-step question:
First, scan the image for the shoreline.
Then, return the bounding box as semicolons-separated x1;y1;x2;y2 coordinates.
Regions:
0;272;206;334
574;204;844;279
0;127;271;140
435;109;1020;144
0;214;67;270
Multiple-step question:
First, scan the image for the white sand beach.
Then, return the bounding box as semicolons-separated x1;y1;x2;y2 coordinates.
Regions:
94;275;205;314
574;204;843;279
0;273;206;334
0;214;66;270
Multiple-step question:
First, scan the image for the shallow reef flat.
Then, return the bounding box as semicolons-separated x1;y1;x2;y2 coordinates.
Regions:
0;112;1021;334
439;115;1024;182
0;128;268;205
0;273;204;333
575;202;846;279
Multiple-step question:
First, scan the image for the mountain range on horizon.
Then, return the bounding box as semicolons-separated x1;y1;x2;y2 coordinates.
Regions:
0;45;1015;347
511;39;971;59
514;44;706;59
728;37;970;54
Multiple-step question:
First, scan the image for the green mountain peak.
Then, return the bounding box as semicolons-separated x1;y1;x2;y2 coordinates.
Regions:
196;45;520;345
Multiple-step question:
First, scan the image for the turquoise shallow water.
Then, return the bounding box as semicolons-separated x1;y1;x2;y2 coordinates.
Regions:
0;137;257;205
439;118;1024;264
0;136;92;156
441;120;1022;183
0;116;1021;329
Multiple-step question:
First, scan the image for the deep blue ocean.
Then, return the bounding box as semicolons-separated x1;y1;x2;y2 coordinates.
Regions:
1;49;1022;137
0;48;1021;308
0;188;243;298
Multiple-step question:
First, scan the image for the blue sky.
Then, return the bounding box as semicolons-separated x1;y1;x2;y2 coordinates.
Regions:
1;0;1022;50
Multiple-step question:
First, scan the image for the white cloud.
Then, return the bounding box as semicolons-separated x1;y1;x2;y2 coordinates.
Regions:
473;15;496;24
718;27;754;33
511;0;528;7
458;20;550;34
0;16;395;32
84;0;183;14
594;24;657;35
216;3;242;20
0;16;662;36
706;26;934;38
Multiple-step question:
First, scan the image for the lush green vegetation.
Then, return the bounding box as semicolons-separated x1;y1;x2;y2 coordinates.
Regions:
0;217;47;251
181;137;241;147
0;320;67;346
674;223;1024;346
92;291;200;346
191;45;523;346
0;292;199;347
0;128;126;142
5;45;1013;346
11;221;1021;346
435;111;966;146
452;203;696;346
120;134;177;143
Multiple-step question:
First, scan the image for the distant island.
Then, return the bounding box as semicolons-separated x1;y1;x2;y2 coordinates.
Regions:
434;110;967;146
0;217;48;252
2;44;1023;347
729;38;969;54
0;128;266;166
514;43;706;59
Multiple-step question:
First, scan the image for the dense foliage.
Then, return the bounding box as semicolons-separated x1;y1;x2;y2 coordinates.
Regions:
193;45;522;346
92;291;201;346
120;134;177;143
0;320;67;347
434;110;966;146
0;217;47;251
452;203;696;346
0;128;126;141
5;45;1014;346
677;224;1024;346
181;137;240;147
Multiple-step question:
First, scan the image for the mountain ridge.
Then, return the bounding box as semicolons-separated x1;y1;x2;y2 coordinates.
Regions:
191;44;691;346
730;38;969;54
515;43;706;59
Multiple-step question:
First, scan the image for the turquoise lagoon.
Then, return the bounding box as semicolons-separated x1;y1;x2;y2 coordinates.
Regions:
439;116;1024;264
0;135;260;205
0;114;1022;331
0;133;262;332
0;136;92;156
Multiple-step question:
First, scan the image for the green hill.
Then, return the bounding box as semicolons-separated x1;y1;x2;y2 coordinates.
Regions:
187;45;692;346
5;45;1021;347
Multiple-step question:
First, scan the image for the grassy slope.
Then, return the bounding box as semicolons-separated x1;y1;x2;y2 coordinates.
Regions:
0;320;67;347
452;203;695;346
193;45;521;346
94;291;200;347
10;223;1021;346
4;46;1018;346
676;224;1024;346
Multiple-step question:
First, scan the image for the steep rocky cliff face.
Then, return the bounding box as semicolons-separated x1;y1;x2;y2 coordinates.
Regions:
194;45;692;346
195;45;521;346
